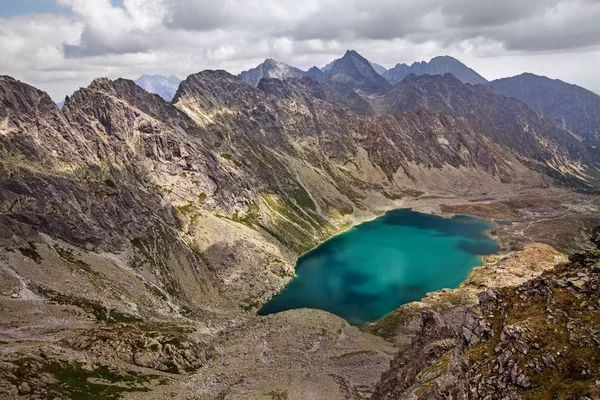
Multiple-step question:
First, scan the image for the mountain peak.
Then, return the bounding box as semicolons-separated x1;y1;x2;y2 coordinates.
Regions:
89;77;111;86
307;66;323;77
342;49;369;63
239;59;306;87
432;55;457;61
325;50;391;95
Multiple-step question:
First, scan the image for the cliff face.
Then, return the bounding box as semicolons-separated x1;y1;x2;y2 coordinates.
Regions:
491;73;600;146
371;229;600;399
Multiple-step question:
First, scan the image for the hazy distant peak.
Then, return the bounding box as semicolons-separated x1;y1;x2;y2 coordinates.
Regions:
134;74;181;102
238;59;306;86
322;51;387;76
340;49;369;64
369;62;388;76
307;66;324;76
137;74;180;81
383;56;487;85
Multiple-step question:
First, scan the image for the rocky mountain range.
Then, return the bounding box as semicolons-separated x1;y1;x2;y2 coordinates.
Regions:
2;48;600;399
491;73;600;146
379;73;597;185
133;74;181;102
383;55;488;85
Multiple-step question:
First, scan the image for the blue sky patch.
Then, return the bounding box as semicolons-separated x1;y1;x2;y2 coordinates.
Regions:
0;0;125;18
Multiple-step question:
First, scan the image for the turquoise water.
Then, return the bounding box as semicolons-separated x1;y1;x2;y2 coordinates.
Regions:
258;209;499;325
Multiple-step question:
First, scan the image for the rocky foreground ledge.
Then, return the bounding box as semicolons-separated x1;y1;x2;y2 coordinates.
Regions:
371;228;600;399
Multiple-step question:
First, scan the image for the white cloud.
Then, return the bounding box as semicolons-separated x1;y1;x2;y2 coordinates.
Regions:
1;0;599;100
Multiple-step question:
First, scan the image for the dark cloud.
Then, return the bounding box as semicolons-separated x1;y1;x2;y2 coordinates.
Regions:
277;0;600;52
439;0;554;28
63;27;155;57
493;1;600;52
164;0;232;32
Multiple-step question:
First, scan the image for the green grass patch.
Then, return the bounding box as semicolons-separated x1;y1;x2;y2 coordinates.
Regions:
267;390;289;400
18;242;43;264
33;285;141;323
10;358;155;400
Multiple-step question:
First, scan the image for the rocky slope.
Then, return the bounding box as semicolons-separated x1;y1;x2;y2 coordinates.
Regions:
383;55;488;85
238;59;306;87
380;73;600;186
324;50;392;96
491;73;600;146
134;75;181;102
371;228;600;399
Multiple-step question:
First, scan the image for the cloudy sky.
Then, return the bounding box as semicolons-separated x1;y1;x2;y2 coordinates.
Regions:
1;0;600;100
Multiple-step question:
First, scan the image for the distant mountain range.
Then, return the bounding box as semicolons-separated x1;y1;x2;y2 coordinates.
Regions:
491;73;600;146
239;53;488;91
131;51;599;147
134;74;181;102
379;73;592;180
237;51;391;96
383;56;488;85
